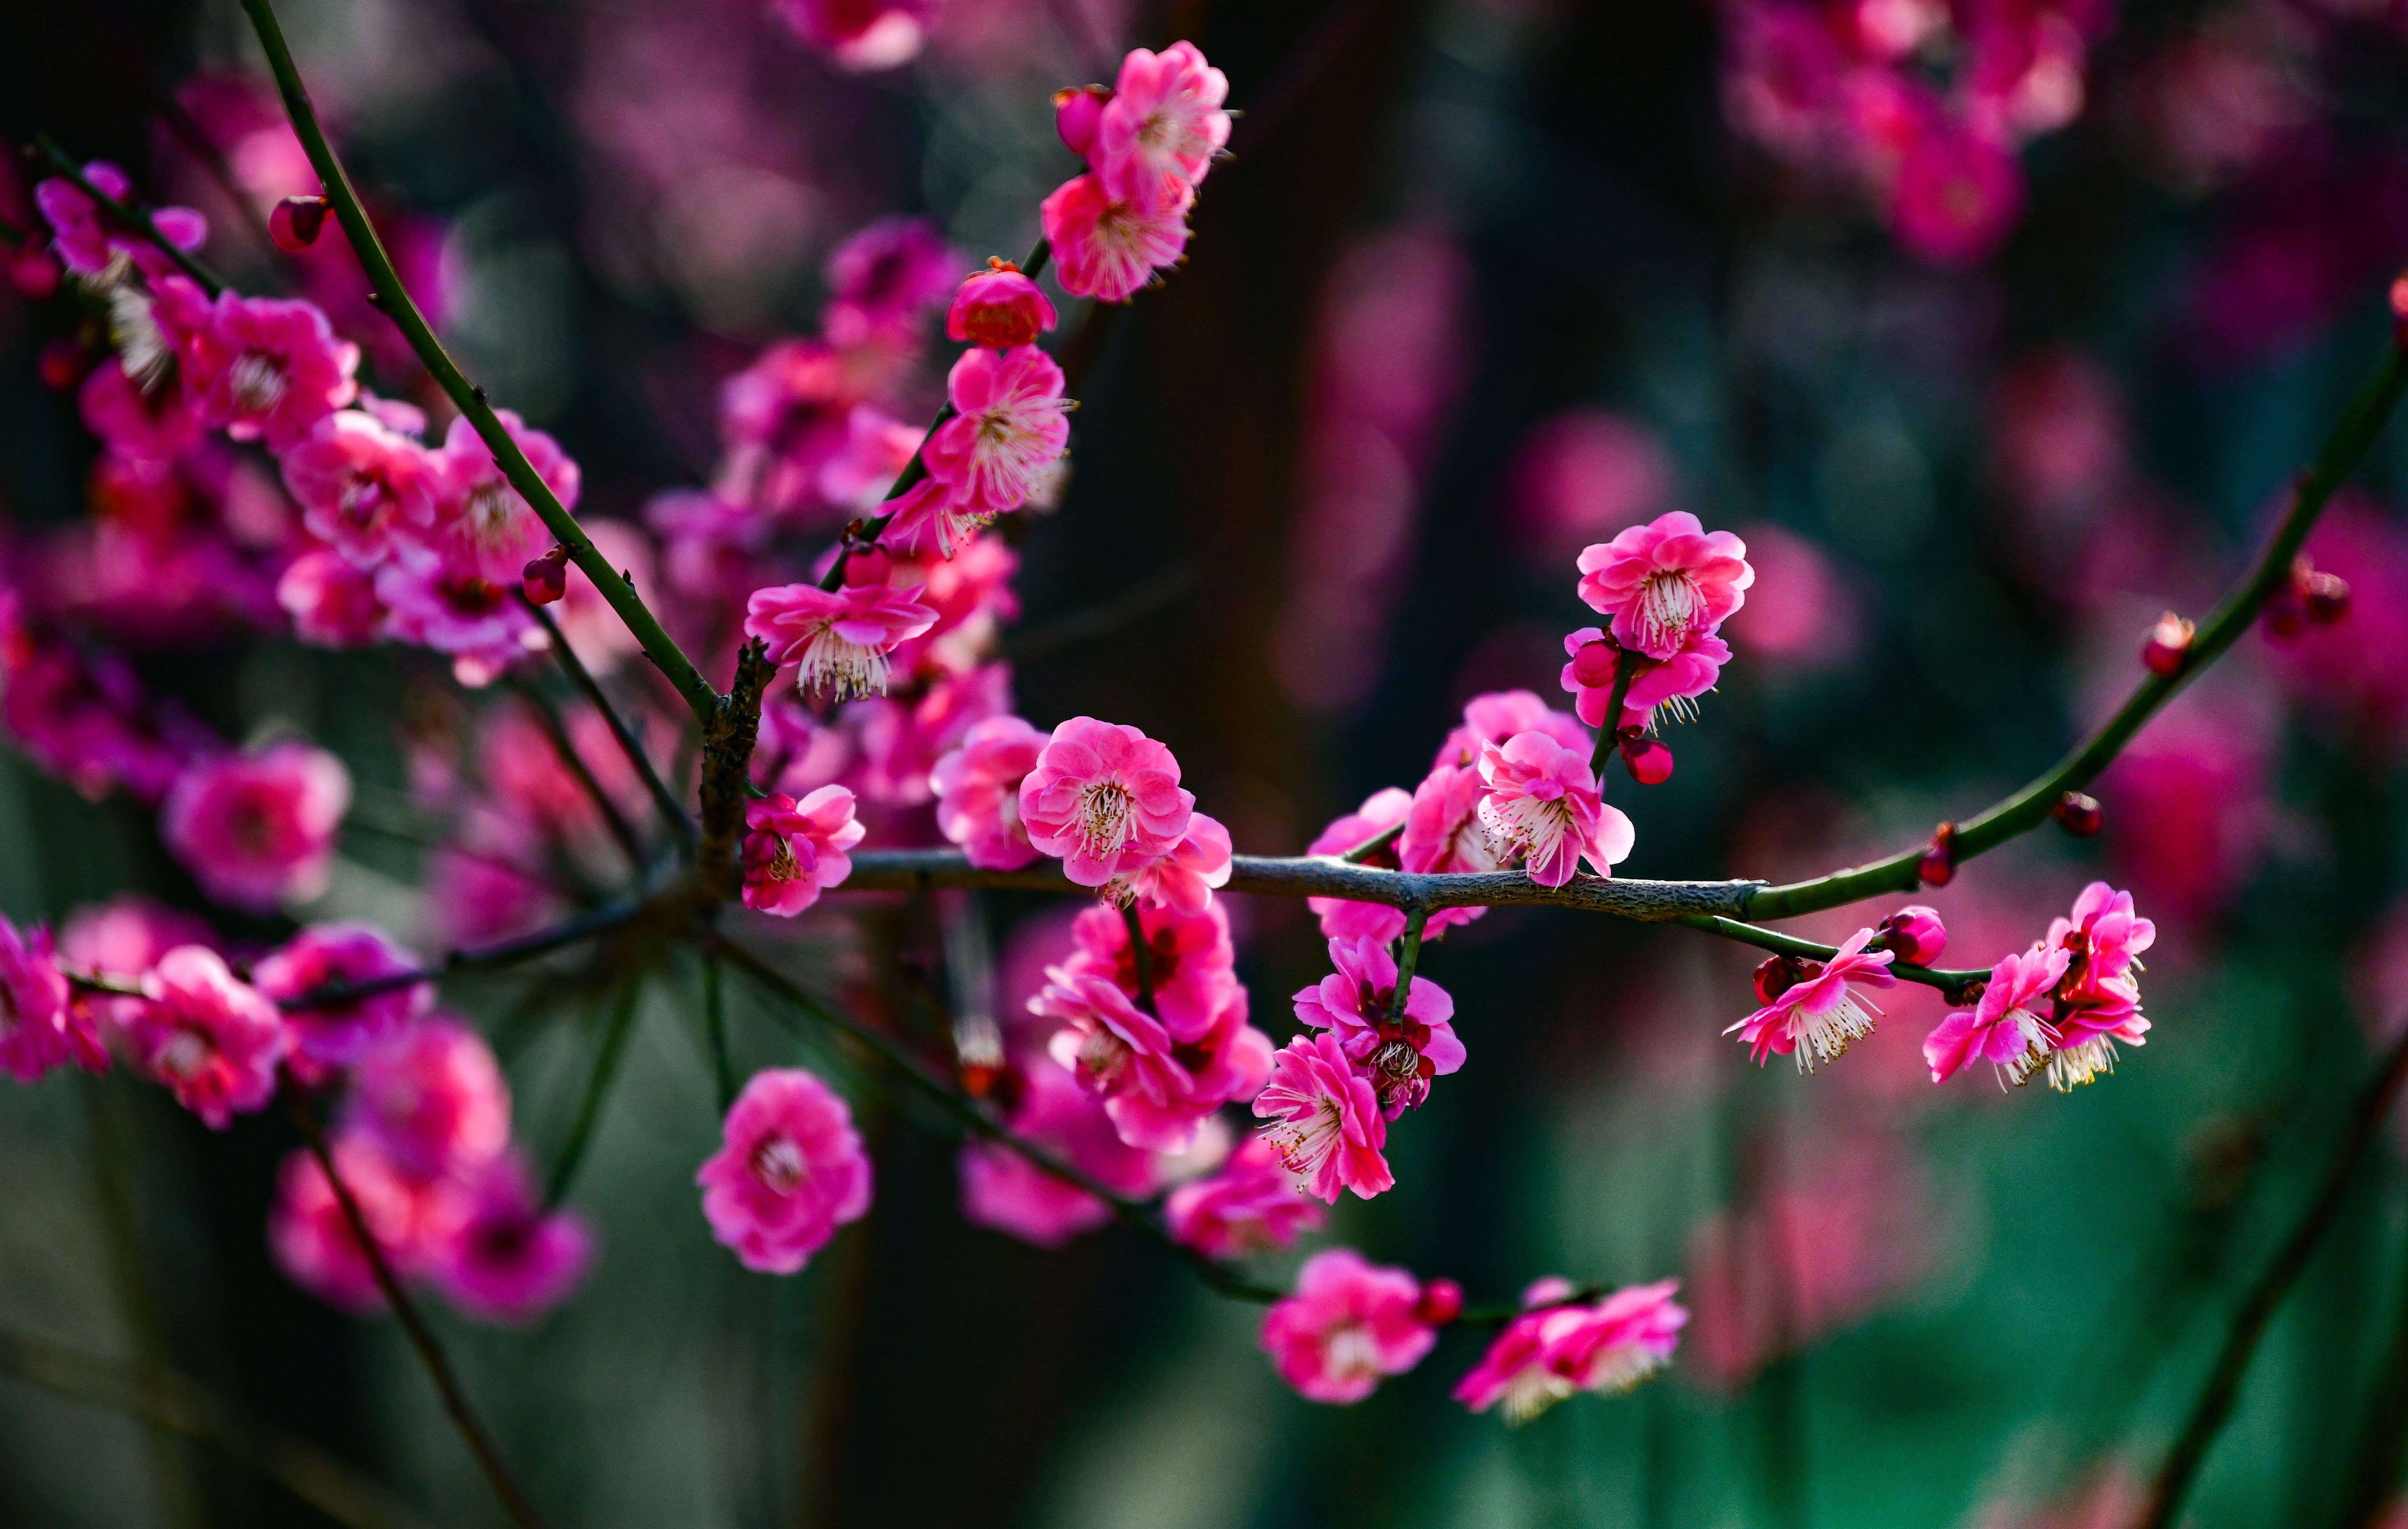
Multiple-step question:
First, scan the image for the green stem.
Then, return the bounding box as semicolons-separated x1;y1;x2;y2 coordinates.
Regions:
507;675;647;870
1121;901;1156;1013
1591;646;1642;778
702;949;735;1114
1388;906;1429;1024
1673;914;1988;1000
1339;819;1406;865
522;597;696;852
544;977;644;1210
30;136;226;296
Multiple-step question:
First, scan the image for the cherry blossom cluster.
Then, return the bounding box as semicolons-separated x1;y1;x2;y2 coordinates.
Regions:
1924;881;2155;1091
1044;44;1227;303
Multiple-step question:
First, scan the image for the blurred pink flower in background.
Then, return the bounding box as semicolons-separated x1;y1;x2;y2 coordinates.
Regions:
1165;1135;1325;1258
427;1154;595;1324
1259;1248;1437;1403
958;1053;1163;1247
253;922;431;1069
160;741;351;912
1721;523;1859;664
2265;494;2408;752
2097;692;2274;925
1507;410;1676;561
698;1067;874;1275
270;1133;451;1311
345;1017;513;1182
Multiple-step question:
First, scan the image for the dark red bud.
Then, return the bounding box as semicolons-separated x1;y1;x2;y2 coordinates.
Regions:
9;244;60;300
2301;569;2350;625
842;545;892;586
269;194;331;252
1754;953;1816;1005
35;335;88;391
1619;731;1674;785
1414;1278;1464;1326
1571;639;1619;689
1917;823;1956;887
2142;611;2193;675
2054;791;2101;837
522;545;569;605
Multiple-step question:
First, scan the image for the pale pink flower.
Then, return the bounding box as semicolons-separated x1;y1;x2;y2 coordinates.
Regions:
1923;942;2073;1087
745;581;939;702
1165;1135;1326;1258
269;1132;456;1310
0;917;86;1083
932;714;1049;870
1294;936;1465;1119
35;162;206;277
1093;42;1232;212
1252;1031;1391;1204
279;549;388;648
253;923;430;1068
1305;787;1414;944
1040;173;1193;304
1056;899;1240;1044
159;742;352;912
1476;731;1634;887
78;357;201;464
919;345;1070;517
427;1153;594;1324
1123;811;1234;915
372;562;543;685
740;786;865;917
958;1055;1159;1247
697;1068;873;1275
343;1017;512;1181
1574;512;1754;662
1454;1280;1687;1423
1259;1248;1436;1404
1432;689;1591;771
1725;928;1897;1073
184;291;359;452
1016;717;1196;890
125;946;285;1128
946;261;1058;350
421;413;580;587
280;410;439;566
59;895;214;979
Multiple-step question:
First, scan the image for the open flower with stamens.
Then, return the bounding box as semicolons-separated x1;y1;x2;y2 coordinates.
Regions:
184;291;359;452
253;922;431;1069
1454;1279;1687;1424
1923;942;2074;1087
1252;1031;1392;1204
697;1068;873;1275
1165;1135;1326;1258
1058;898;1241;1043
921;344;1071;516
1294;936;1465;1119
280;410;438;567
1305;787;1414;943
1476;730;1634;887
1575;512;1754;662
745;582;939;702
740;787;866;917
124;946;286;1129
932;714;1049;870
1260;1248;1437;1404
1123;811;1233;915
375;562;545;685
1017;717;1195;889
427;1152;594;1324
1040;173;1193;304
2041;882;2157;1091
1724;929;1897;1073
1092;42;1232;211
421;413;581;587
1034;967;1251;1151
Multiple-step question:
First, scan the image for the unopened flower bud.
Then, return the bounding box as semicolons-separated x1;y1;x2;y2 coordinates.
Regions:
1754;953;1816;1005
9;244;60;299
1871;905;1947;964
269;194;331;252
1414;1278;1464;1326
522;544;569;605
841;545;892;587
1917;823;1956;887
1053;85;1112;158
2054;790;2101;837
2392;269;2408;347
2142;611;2193;674
1571;638;1619;689
946;258;1058;350
1619;730;1674;785
2301;569;2350;625
36;335;88;391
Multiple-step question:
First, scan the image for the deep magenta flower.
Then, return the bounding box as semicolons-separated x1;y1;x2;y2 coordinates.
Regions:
344;1017;513;1181
1923;942;2073;1087
184;291;359;452
373;562;542;684
160;741;352;912
920;345;1071;516
1725;928;1897;1073
427;1153;594;1324
269;1131;454;1310
1036;968;1236;1152
1259;1248;1436;1404
280;410;439;567
1454;1279;1688;1423
35;162;206;277
958;1055;1160;1247
1575;512;1754;662
125;946;285;1128
1873;904;1949;965
740;786;865;917
745;581;939;701
1889;119;2026;267
820;215;957;342
697;1068;873;1275
1092;42;1232;212
1433;689;1591;771
2041;881;2157;1090
1165;1135;1326;1258
1016;717;1196;890
0;917;85;1084
945;261;1058;350
1305;787;1414;944
254;922;431;1068
1040;173;1193;304
1476;730;1634;887
78;357;201;464
423;412;581;586
932;714;1050;870
1252;1031;1392;1204
1294;936;1466;1118
1122;811;1233;915
1056;898;1240;1044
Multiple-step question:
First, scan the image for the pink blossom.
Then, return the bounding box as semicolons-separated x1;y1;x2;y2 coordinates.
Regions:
1508;410;1676;552
280;410;438;566
1305;787;1414;944
817;405;923;513
279;549;388;647
879;478;986;561
1294;936;1465;1118
852;662;1011;805
253;923;430;1068
820;216;957;342
426;1153;594;1324
269;1133;454;1310
1093;42;1232;212
1036;968;1252;1152
2040;882;2156;1090
1259;1248;1436;1403
933;714;1050;869
714;339;868;516
697;1068;873;1274
740;786;865;917
184;291;359;451
35;162;207;277
422;413;580;587
767;0;930;68
124;946;285;1128
1165;1135;1326;1258
1923;942;2073;1087
1055;898;1240;1044
946;261;1058;350
1476;731;1634;887
1888;119;2026;267
958;1055;1159;1247
1726;928;1897;1073
1123;811;1234;915
159;742;351;912
1040;173;1193;304
0;917;87;1083
1574;512;1754;662
1434;689;1591;771
1396;763;1495;938
343;1017;512;1180
1454;1280;1687;1423
0;623;208;805
1016;717;1196;890
1252;1031;1391;1204
1872;904;1948;965
745;581;939;701
373;562;542;684
78;357;201;464
1560;625;1733;731
920;345;1070;516
59;895;214;978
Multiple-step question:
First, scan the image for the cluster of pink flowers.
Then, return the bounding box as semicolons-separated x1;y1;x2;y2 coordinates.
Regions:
1721;0;2116;264
1561;511;1756;781
1923;882;2155;1090
1043;44;1227;303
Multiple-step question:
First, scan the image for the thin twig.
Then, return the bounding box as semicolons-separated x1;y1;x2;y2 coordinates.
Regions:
1388;905;1429;1024
702;948;735;1113
28;136;227;296
507;675;648;870
1590;646;1641;778
1340;819;1406;865
277;894;654;1010
522;596;697;852
1121;901;1156;1013
1673;914;1988;999
543;975;644;1209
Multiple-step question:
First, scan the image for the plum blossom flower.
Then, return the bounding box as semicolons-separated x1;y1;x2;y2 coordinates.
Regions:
740;787;865;917
933;715;1049;870
1889;120;2026;266
78;356;200;464
1123;812;1233;915
1433;689;1590;771
125;946;285;1128
920;345;1071;517
1923;942;2073;1088
745;581;939;702
423;413;580;587
1454;1280;1688;1423
1252;1031;1392;1204
1016;717;1196;890
280;548;389;647
1165;1135;1326;1258
35;162;207;276
2040;882;2156;1090
958;1055;1160;1247
253;922;431;1069
426;1153;594;1323
160;742;352;912
280;410;438;566
1725;929;1897;1073
697;1068;873;1275
1294;936;1465;1118
183;291;359;451
946;261;1058;350
1575;512;1754;662
0;917;87;1083
1397;764;1496;937
1476;730;1634;887
1093;42;1232;212
1259;1248;1437;1403
1560;625;1734;731
269;1132;453;1310
343;1017;512;1180
1040;173;1193;304
1036;968;1258;1152
374;562;543;684
1056;899;1240;1043
820;216;957;343
1305;787;1414;944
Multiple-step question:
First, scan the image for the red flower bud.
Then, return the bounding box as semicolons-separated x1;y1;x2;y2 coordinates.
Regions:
1871;905;1947;964
2054;790;2101;837
1917;823;1956;887
841;545;892;587
2301;569;2350;625
2142;611;2193;674
1052;85;1111;159
2392;270;2408;347
1754;953;1817;1005
1414;1278;1464;1327
1619;730;1674;785
269;194;331;252
522;544;569;605
1571;638;1619;689
9;244;60;300
35;336;88;391
946;258;1058;350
